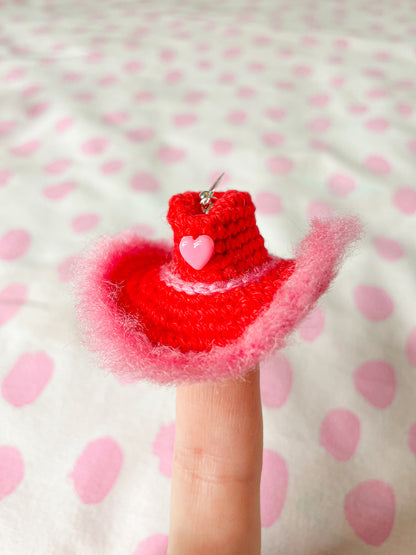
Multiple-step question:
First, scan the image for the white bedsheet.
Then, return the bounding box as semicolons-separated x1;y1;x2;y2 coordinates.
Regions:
1;1;416;553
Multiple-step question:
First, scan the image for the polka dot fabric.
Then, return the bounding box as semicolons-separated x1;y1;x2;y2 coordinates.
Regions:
0;0;415;554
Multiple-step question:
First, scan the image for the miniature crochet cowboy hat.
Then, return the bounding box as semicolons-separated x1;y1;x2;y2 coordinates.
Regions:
72;186;362;385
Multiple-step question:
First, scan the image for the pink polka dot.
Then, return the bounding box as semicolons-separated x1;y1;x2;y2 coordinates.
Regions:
308;200;334;219
132;534;168;555
86;52;103;63
344;480;395;546
197;59;212;70
298;307;325;341
158;146;186;163
124;60;143;73
0;229;31;260
10;139;41;157
101;160;124;174
328;173;356;197
278;49;293;59
254;191;282;215
335;38;349;49
126;127;154;142
309;117;331;132
2;351;54;407
275;80;294;91
254;35;271;46
363;68;385;79
0;446;24;501
55;117;74;133
54;45;67;54
0;283;27;326
365;118;389;133
72;213;100;233
309;93;330;106
125;40;139;51
406;327;416;368
247;62;266;73
301;36;318;46
372;236;403;260
63;72;82;82
212;140;233;155
237;86;256;98
69;437;123;504
408;422;416;456
152;421;175;478
160;48;175;62
354;285;394;321
349;104;368;115
224;46;241;58
173;113;198;127
367;88;387;99
100;75;118;87
183;90;205;103
0;169;12;187
260;449;288;527
293;64;312;77
320;409;360;461
396;103;413;116
396;79;413;90
44;159;72;174
27;102;50;118
262;132;285;147
224;27;239;37
393;187;416;214
43;181;76;200
408;139;416;155
165;70;183;83
354;359;396;408
57;255;79;282
0;120;15;136
374;51;390;62
219;72;235;84
102;112;128;125
131;172;160;192
266;156;294;174
5;68;26;81
74;91;94;102
81;137;108;155
227;109;247;124
265;107;286;120
310;139;329;151
330;76;345;88
260;352;292;409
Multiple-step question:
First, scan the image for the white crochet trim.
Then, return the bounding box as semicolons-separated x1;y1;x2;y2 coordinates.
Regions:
159;256;282;296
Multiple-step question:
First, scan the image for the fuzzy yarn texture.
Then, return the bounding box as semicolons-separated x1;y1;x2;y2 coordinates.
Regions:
71;190;363;386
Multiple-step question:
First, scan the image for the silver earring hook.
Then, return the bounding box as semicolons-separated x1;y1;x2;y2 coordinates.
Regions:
199;172;225;214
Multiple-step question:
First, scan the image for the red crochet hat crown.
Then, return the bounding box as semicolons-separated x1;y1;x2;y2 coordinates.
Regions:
168;190;270;282
73;188;362;385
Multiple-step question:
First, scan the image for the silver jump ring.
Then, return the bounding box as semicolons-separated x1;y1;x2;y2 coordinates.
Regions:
199;172;225;214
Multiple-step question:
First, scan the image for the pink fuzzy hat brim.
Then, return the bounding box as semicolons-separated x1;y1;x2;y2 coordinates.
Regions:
70;214;363;386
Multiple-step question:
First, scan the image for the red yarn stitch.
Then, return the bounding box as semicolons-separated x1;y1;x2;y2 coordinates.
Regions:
107;246;296;352
106;190;297;353
167;190;270;282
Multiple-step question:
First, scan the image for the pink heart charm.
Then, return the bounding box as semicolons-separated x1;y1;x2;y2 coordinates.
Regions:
179;235;214;270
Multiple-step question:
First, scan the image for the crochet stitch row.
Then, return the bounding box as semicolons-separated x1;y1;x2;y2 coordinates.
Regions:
159;256;282;295
113;251;297;352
